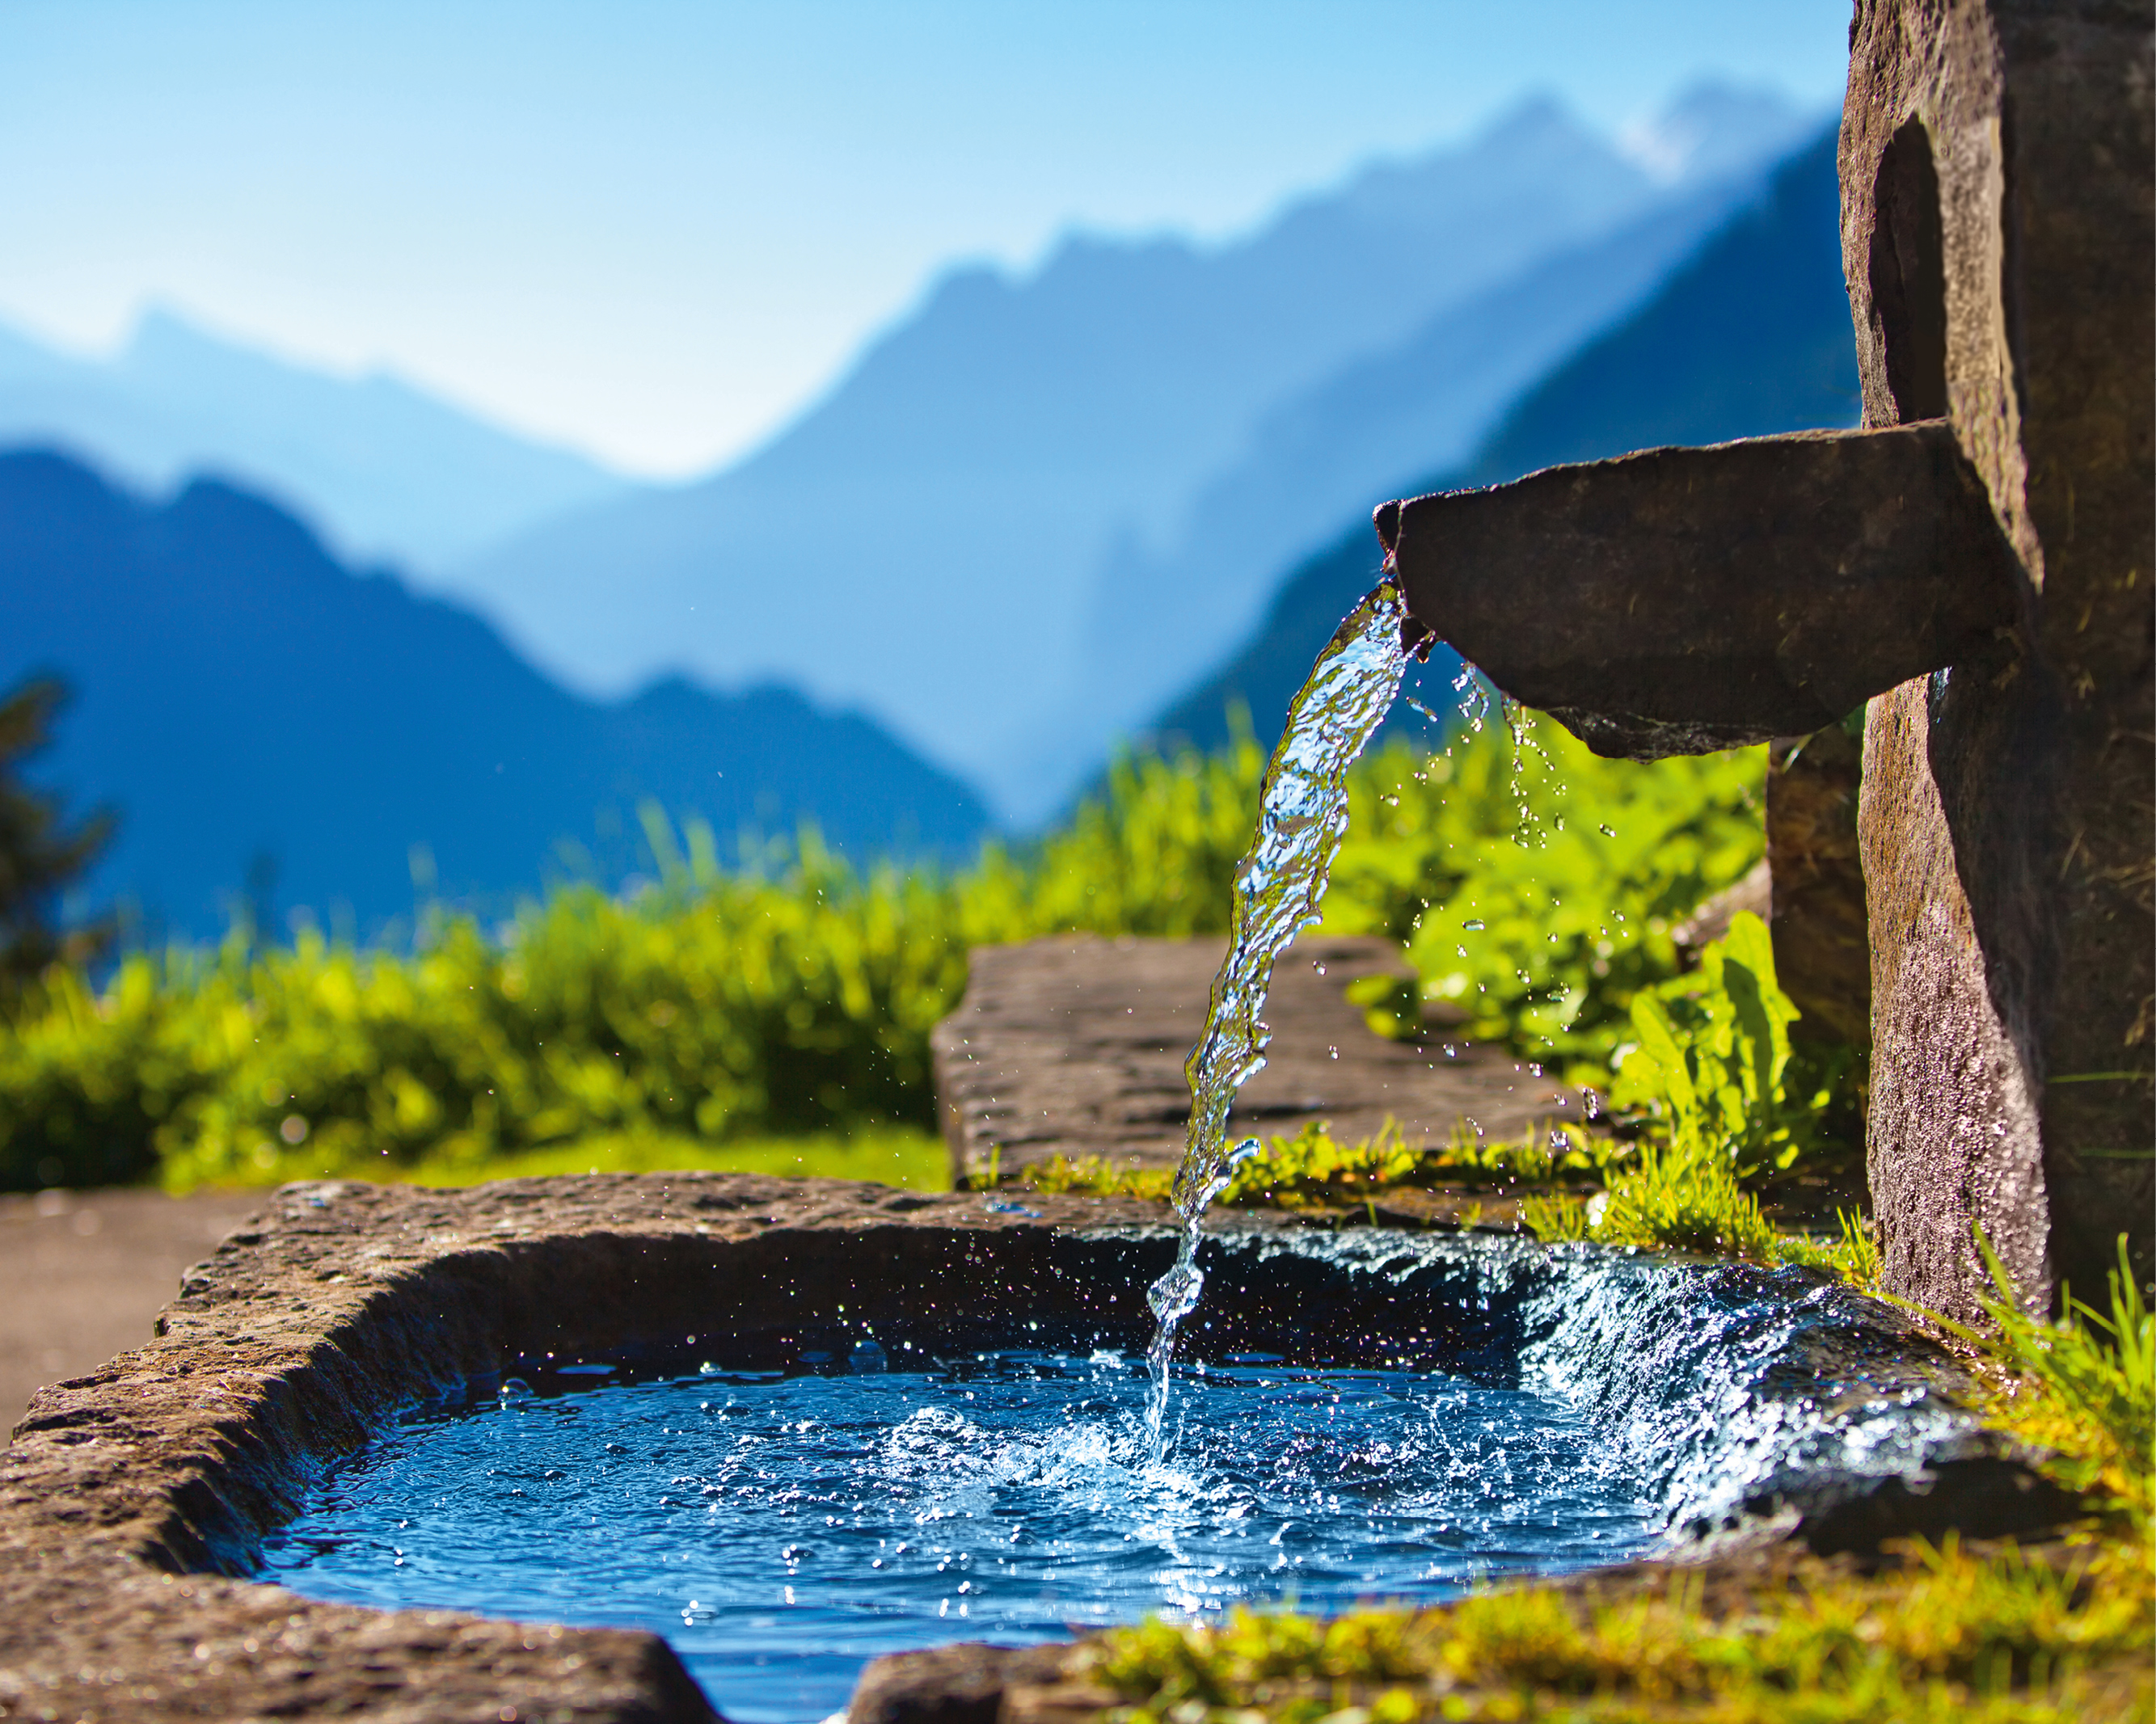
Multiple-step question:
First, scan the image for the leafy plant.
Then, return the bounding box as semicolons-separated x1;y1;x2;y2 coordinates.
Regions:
1926;1231;2154;1524
1322;710;1766;1066
1610;912;1800;1179
0;714;1774;1193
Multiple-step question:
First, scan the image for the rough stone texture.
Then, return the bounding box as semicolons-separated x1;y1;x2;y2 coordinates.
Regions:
931;934;1583;1185
1376;420;2025;761
0;1186;264;1428
1766;727;1872;1048
1844;0;2154;1318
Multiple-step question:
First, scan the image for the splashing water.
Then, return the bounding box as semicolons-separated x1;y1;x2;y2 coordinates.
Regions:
1145;580;1412;1448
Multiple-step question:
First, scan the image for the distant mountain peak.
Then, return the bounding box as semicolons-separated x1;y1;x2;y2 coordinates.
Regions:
1618;79;1819;187
0;304;640;576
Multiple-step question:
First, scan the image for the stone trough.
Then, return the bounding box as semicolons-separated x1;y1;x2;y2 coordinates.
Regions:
0;1173;2084;1724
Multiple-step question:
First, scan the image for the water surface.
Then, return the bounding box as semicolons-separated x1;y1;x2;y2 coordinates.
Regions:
264;1347;1656;1722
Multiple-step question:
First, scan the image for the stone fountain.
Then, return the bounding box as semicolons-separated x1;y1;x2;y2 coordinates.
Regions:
1380;0;2151;1323
0;4;2144;1720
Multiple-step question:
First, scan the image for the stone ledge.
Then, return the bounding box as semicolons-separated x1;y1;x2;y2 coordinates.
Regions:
933;935;1584;1186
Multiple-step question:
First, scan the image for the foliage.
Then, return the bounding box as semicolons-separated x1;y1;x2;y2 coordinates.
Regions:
1496;913;1870;1275
1323;708;1765;1066
0;732;1275;1191
1019;1119;1605;1213
0;713;1769;1193
0;677;112;991
1087;1536;2152;1722
1926;1233;2155;1525
1610;915;1798;1178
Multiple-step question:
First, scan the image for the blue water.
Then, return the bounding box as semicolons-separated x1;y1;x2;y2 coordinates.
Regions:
261;1347;1657;1722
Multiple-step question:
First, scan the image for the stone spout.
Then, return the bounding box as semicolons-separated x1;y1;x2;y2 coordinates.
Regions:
1373;420;2026;761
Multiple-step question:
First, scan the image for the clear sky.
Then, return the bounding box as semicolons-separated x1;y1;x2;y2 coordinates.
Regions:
0;1;1852;478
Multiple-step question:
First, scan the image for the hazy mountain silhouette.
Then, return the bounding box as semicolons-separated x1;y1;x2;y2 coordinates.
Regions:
0;451;985;940
0;310;639;572
1151;124;1859;754
452;86;1812;820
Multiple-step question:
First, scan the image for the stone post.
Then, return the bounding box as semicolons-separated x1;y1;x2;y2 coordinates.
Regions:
1843;0;2153;1318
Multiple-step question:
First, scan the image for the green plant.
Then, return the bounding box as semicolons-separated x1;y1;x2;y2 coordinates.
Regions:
1322;712;1766;1066
1929;1231;2154;1524
1609;913;1803;1180
1587;1137;1783;1261
1495;913;1861;1270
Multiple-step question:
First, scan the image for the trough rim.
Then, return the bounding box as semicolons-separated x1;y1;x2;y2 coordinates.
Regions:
0;1171;2069;1724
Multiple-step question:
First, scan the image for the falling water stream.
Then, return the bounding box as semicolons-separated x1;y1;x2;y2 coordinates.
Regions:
1144;577;1412;1448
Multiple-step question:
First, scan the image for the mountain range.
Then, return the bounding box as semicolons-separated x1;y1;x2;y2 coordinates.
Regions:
0;452;985;941
0;310;639;572
442;85;1820;823
1151;124;1861;754
0;84;1855;934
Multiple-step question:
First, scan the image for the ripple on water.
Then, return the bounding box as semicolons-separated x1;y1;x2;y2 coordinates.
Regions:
261;1348;1659;1724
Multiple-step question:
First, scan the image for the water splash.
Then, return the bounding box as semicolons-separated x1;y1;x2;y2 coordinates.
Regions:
1145;579;1412;1449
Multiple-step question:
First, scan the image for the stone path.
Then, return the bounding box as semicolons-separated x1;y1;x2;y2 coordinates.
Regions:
0;1185;264;1432
932;933;1585;1187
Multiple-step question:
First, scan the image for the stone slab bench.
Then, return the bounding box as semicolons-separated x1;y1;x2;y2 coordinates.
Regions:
931;933;1583;1187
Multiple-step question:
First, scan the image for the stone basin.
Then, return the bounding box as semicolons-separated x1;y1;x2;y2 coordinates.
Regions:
0;1174;2082;1723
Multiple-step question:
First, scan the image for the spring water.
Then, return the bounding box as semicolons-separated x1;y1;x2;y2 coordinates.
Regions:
258;1229;1968;1723
262;1341;1653;1722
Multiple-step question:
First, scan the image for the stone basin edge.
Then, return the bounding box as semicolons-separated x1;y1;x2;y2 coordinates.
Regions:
0;1172;2086;1724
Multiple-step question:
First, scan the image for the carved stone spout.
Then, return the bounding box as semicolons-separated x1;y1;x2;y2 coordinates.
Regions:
1374;420;2024;761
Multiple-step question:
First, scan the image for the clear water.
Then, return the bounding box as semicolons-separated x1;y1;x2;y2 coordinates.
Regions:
261;1345;1656;1724
1147;579;1411;1438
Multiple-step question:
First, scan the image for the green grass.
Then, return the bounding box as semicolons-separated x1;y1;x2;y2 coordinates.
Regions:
0;715;1769;1195
248;1124;950;1191
1086;1537;2152;1722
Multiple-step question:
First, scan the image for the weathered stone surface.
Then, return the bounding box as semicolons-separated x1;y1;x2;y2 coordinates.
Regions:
0;1174;1179;1723
931;934;1583;1185
1369;0;2151;1321
1766;727;1871;1048
1375;420;2025;761
1843;0;2154;1318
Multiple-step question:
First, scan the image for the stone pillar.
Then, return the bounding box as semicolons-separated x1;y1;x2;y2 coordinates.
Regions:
1843;0;2153;1318
1767;726;1871;1049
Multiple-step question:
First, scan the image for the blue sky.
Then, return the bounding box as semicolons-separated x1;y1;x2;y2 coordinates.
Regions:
0;1;1850;476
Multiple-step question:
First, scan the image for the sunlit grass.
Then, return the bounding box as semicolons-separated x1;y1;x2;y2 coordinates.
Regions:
0;718;1765;1194
174;1123;951;1194
1088;1534;2152;1722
